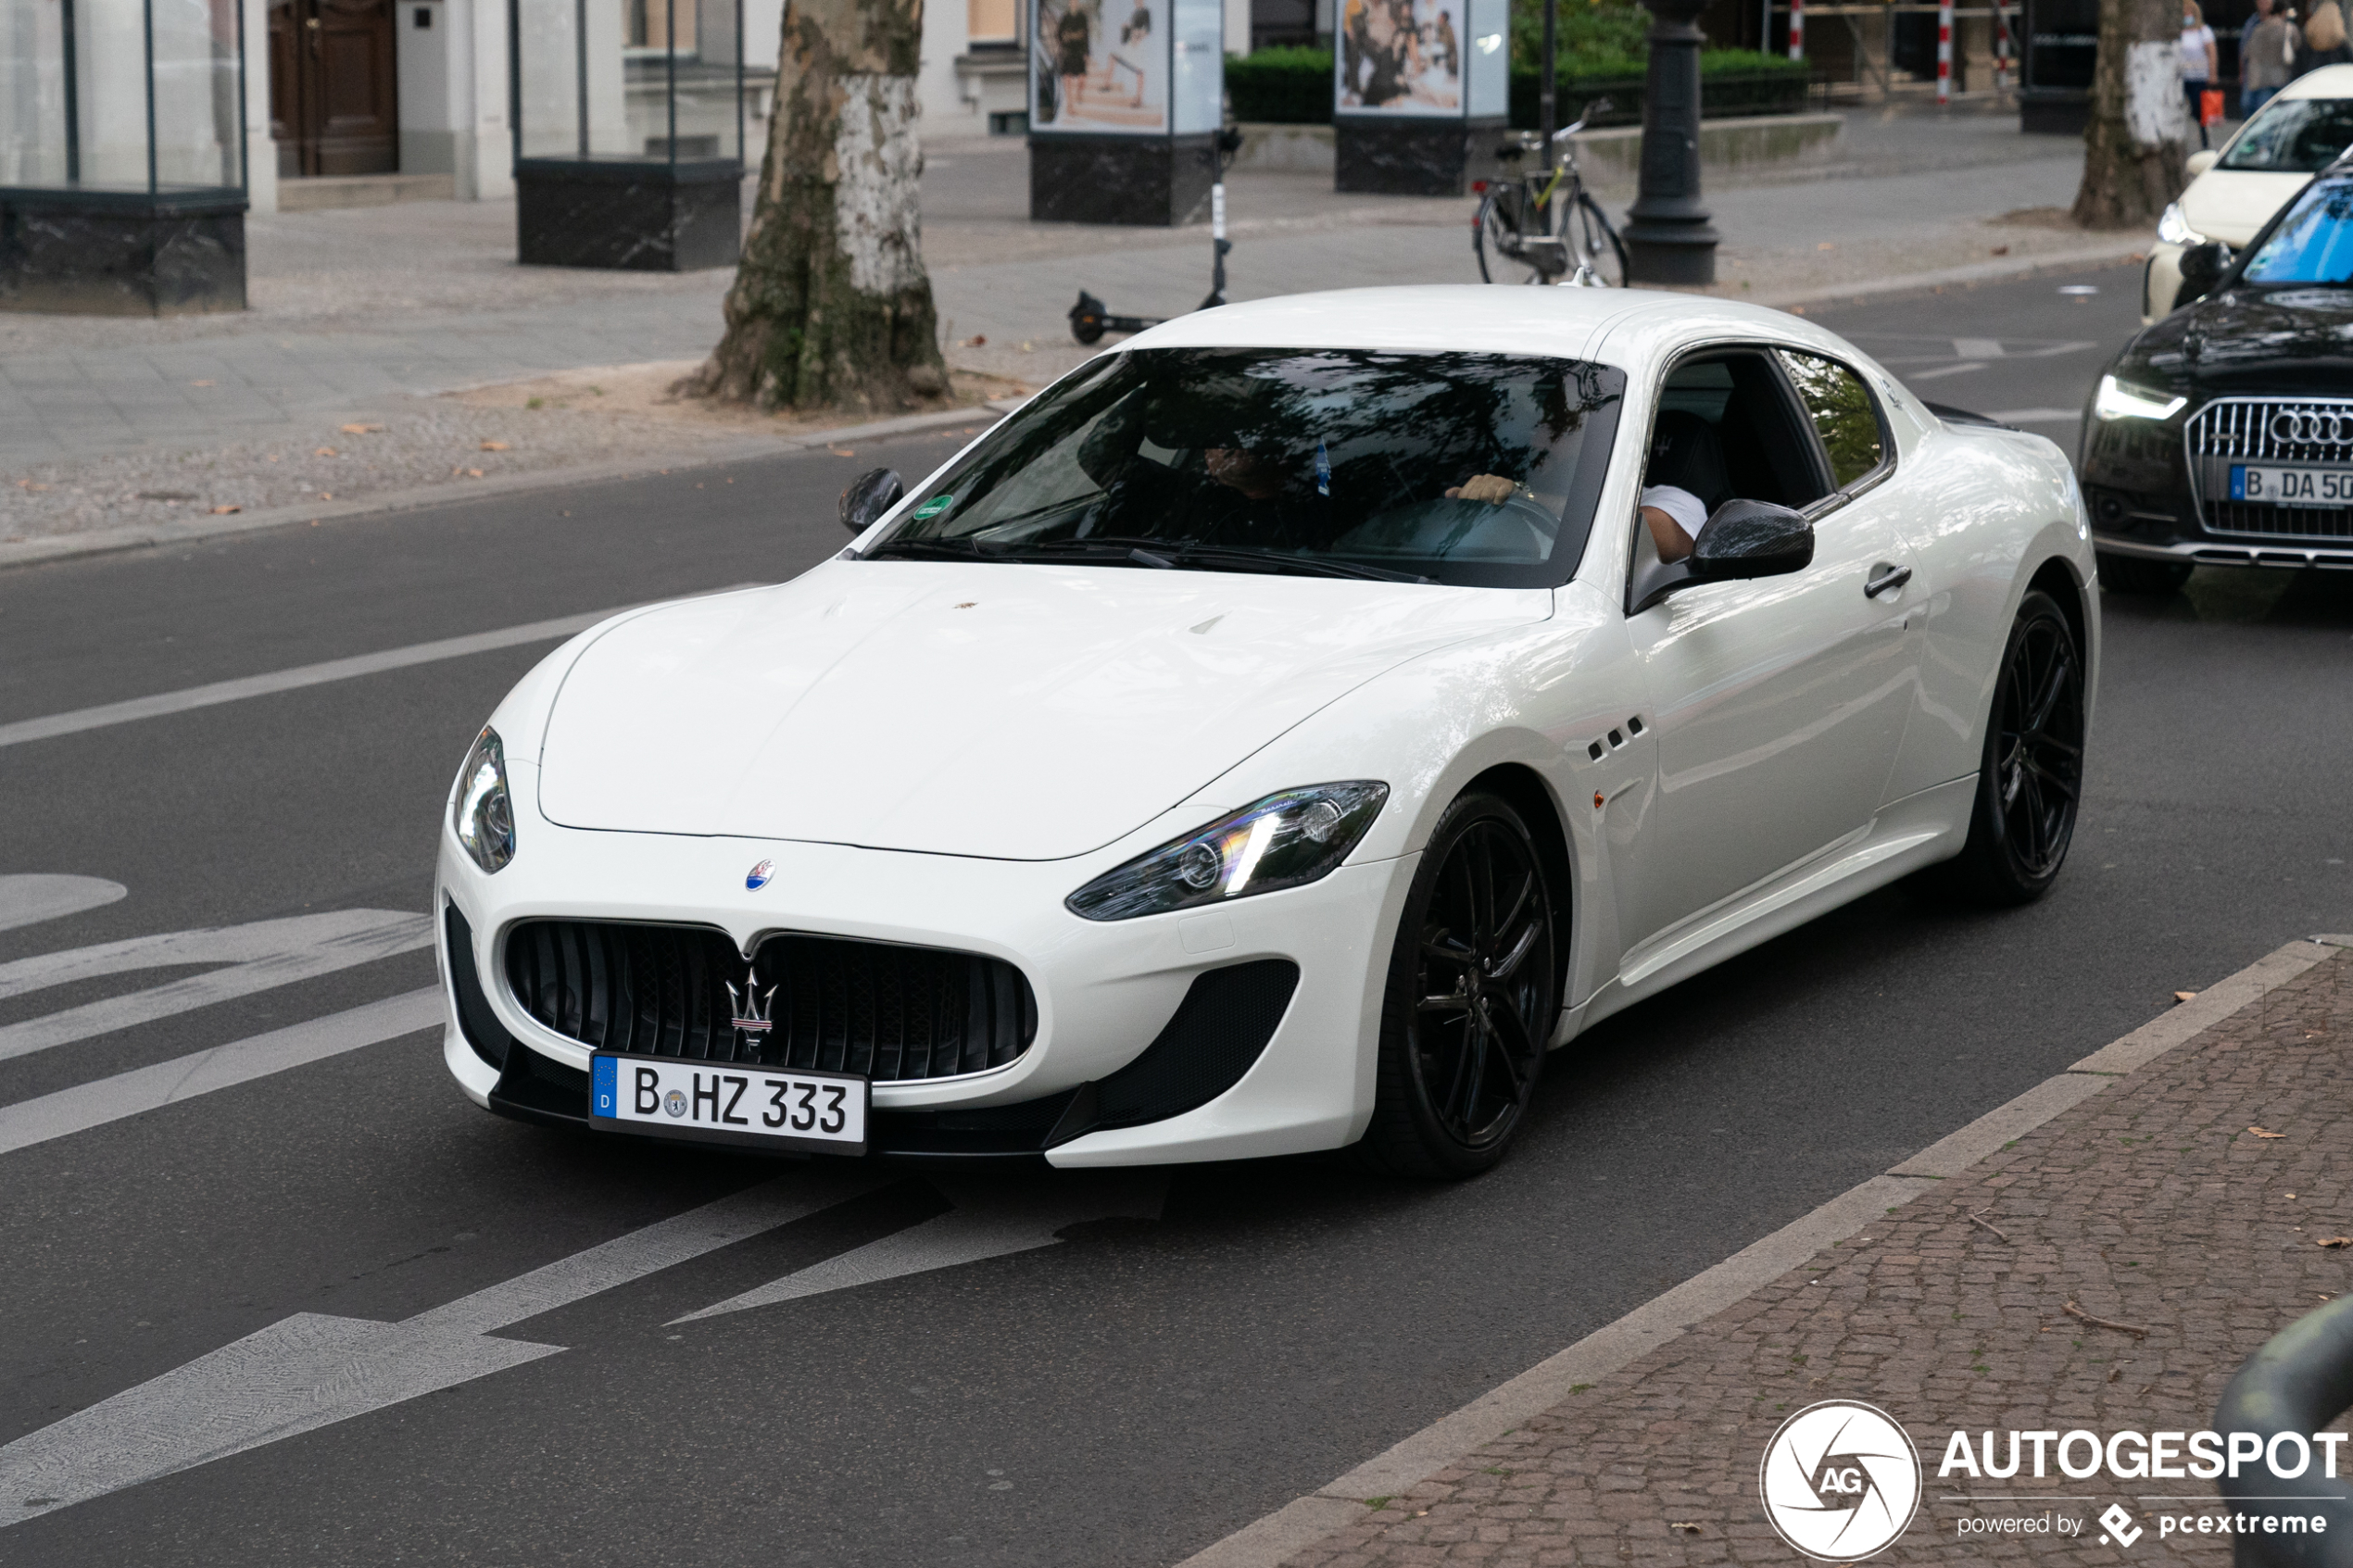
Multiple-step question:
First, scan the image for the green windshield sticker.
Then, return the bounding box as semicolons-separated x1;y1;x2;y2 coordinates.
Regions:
913;495;954;520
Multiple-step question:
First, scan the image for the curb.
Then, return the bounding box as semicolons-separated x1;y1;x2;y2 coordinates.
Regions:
1176;933;2353;1568
1755;240;2144;309
0;402;1013;575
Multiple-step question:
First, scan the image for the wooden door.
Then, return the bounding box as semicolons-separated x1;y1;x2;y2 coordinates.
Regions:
269;0;397;177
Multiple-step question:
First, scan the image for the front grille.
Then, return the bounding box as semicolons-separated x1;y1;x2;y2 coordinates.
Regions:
2184;397;2353;539
502;919;1037;1082
2202;502;2353;539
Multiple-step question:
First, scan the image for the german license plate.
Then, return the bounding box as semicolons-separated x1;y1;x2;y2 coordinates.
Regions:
590;1054;868;1155
2230;464;2353;503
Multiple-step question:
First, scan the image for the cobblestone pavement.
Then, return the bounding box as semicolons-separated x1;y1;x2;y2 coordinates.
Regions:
1284;947;2353;1566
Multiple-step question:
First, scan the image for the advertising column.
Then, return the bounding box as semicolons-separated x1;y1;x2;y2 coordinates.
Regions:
1028;0;1222;224
1333;0;1505;196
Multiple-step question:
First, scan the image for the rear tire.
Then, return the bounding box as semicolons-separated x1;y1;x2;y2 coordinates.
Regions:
1936;589;2085;906
1358;793;1558;1180
1475;191;1544;285
2096;551;2192;596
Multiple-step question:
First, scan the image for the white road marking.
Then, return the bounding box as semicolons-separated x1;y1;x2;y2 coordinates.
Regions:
673;1172;1168;1322
0;583;761;752
1952;336;2007;358
0;987;443;1158
1909;360;1989;382
0;1171;885;1525
0;875;126;935
0;909;433;1063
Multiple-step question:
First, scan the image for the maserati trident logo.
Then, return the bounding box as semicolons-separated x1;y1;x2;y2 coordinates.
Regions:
745;859;774;891
726;971;776;1042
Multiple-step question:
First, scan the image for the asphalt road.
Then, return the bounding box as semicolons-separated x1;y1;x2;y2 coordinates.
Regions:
5;263;2350;1568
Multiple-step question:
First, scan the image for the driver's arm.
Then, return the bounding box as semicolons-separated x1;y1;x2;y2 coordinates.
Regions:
1640;483;1705;564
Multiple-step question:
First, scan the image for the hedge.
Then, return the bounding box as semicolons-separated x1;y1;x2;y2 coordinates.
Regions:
1223;45;1811;127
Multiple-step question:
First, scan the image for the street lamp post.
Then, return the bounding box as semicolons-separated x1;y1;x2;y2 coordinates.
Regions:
1620;0;1719;284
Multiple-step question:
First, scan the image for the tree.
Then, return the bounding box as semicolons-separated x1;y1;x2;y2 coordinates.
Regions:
2070;0;2190;229
687;0;951;411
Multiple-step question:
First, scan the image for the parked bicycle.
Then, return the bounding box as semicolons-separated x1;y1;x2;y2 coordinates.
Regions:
1473;103;1628;287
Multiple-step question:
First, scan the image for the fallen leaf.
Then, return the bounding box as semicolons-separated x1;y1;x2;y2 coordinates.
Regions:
314;446;338;457
340;422;383;434
962;334;988;346
1990;245;2010;256
17;480;49;492
2175;990;2198;1002
467;467;484;478
2321;1237;2352;1248
480;440;510;452
209;504;241;515
1019;340;1036;352
2251;1126;2287;1138
191;379;215;386
1817;241;1836;251
319;491;333;500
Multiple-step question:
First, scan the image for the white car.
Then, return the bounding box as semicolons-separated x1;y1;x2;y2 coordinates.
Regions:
2144;64;2353;321
435;287;2097;1179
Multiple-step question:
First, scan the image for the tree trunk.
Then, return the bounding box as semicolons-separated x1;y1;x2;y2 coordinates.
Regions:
2070;0;2189;228
689;0;950;411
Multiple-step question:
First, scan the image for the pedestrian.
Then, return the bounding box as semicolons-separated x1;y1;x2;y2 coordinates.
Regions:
2245;0;2299;113
2299;0;2350;71
2180;0;2220;149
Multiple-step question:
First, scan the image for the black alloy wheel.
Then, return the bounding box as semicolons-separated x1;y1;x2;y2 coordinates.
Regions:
1940;589;2086;905
1360;793;1558;1179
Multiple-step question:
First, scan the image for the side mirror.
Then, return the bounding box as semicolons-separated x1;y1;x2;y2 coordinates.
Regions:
1628;499;1814;614
1690;499;1815;580
839;467;904;534
2174;241;2233;307
2186;148;2221;178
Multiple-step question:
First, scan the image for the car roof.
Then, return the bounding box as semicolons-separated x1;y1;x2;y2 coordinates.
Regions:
1112;285;1853;370
2281;62;2353;99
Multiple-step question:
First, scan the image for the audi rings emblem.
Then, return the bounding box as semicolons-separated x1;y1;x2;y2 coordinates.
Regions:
2270;409;2353;445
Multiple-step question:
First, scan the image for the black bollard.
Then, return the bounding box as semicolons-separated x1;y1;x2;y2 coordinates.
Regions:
1621;0;1719;285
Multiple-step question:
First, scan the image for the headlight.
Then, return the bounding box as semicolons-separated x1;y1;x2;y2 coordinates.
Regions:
2093;374;2187;422
1066;782;1389;921
2157;202;2205;247
452;727;516;873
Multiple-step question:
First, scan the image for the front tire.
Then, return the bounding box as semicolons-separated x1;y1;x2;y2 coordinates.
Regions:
2096;552;2192;596
1939;589;2086;905
1569;193;1627;285
1359;793;1558;1180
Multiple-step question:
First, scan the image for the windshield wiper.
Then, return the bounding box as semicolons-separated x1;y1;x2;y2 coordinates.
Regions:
860;537;991;561
1019;536;1427;583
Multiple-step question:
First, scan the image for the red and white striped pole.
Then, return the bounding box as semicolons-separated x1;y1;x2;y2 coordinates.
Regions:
1936;0;1953;104
1788;0;1804;59
1994;1;2013;92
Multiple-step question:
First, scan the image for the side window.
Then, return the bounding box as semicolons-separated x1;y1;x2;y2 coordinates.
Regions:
1778;352;1887;491
1646;352;1831;517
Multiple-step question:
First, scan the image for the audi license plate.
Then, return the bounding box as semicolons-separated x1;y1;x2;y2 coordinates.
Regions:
590;1054;869;1155
2229;464;2353;504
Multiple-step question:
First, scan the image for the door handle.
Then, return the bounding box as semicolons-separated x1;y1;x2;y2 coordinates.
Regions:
1864;563;1912;599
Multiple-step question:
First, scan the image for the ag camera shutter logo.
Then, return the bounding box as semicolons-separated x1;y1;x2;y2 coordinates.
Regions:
1758;1400;1922;1561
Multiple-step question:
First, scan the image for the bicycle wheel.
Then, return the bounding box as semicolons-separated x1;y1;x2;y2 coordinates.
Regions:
1475;192;1546;285
1569;192;1628;286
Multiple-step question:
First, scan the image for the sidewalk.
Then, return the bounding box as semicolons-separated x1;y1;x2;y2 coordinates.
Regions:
1;98;2133;547
1274;942;2353;1566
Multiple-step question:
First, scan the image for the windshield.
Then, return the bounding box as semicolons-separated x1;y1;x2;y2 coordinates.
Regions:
2219;97;2353;171
2242;179;2353;284
874;346;1626;589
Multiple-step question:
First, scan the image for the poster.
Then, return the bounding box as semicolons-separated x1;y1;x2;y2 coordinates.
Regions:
1336;0;1465;116
1031;0;1168;134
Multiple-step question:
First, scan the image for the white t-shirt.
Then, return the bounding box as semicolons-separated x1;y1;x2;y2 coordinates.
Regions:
2180;23;2216;79
1639;483;1708;546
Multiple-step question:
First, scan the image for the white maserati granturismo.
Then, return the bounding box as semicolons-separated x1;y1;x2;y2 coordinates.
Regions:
436;286;2096;1179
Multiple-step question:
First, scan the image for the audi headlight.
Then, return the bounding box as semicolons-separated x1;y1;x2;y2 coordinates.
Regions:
2093;374;2187;422
1066;782;1390;921
452;727;516;873
2157;202;2205;247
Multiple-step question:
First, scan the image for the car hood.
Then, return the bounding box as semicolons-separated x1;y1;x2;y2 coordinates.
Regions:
2181;169;2311;245
2117;285;2353;395
536;563;1549;859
